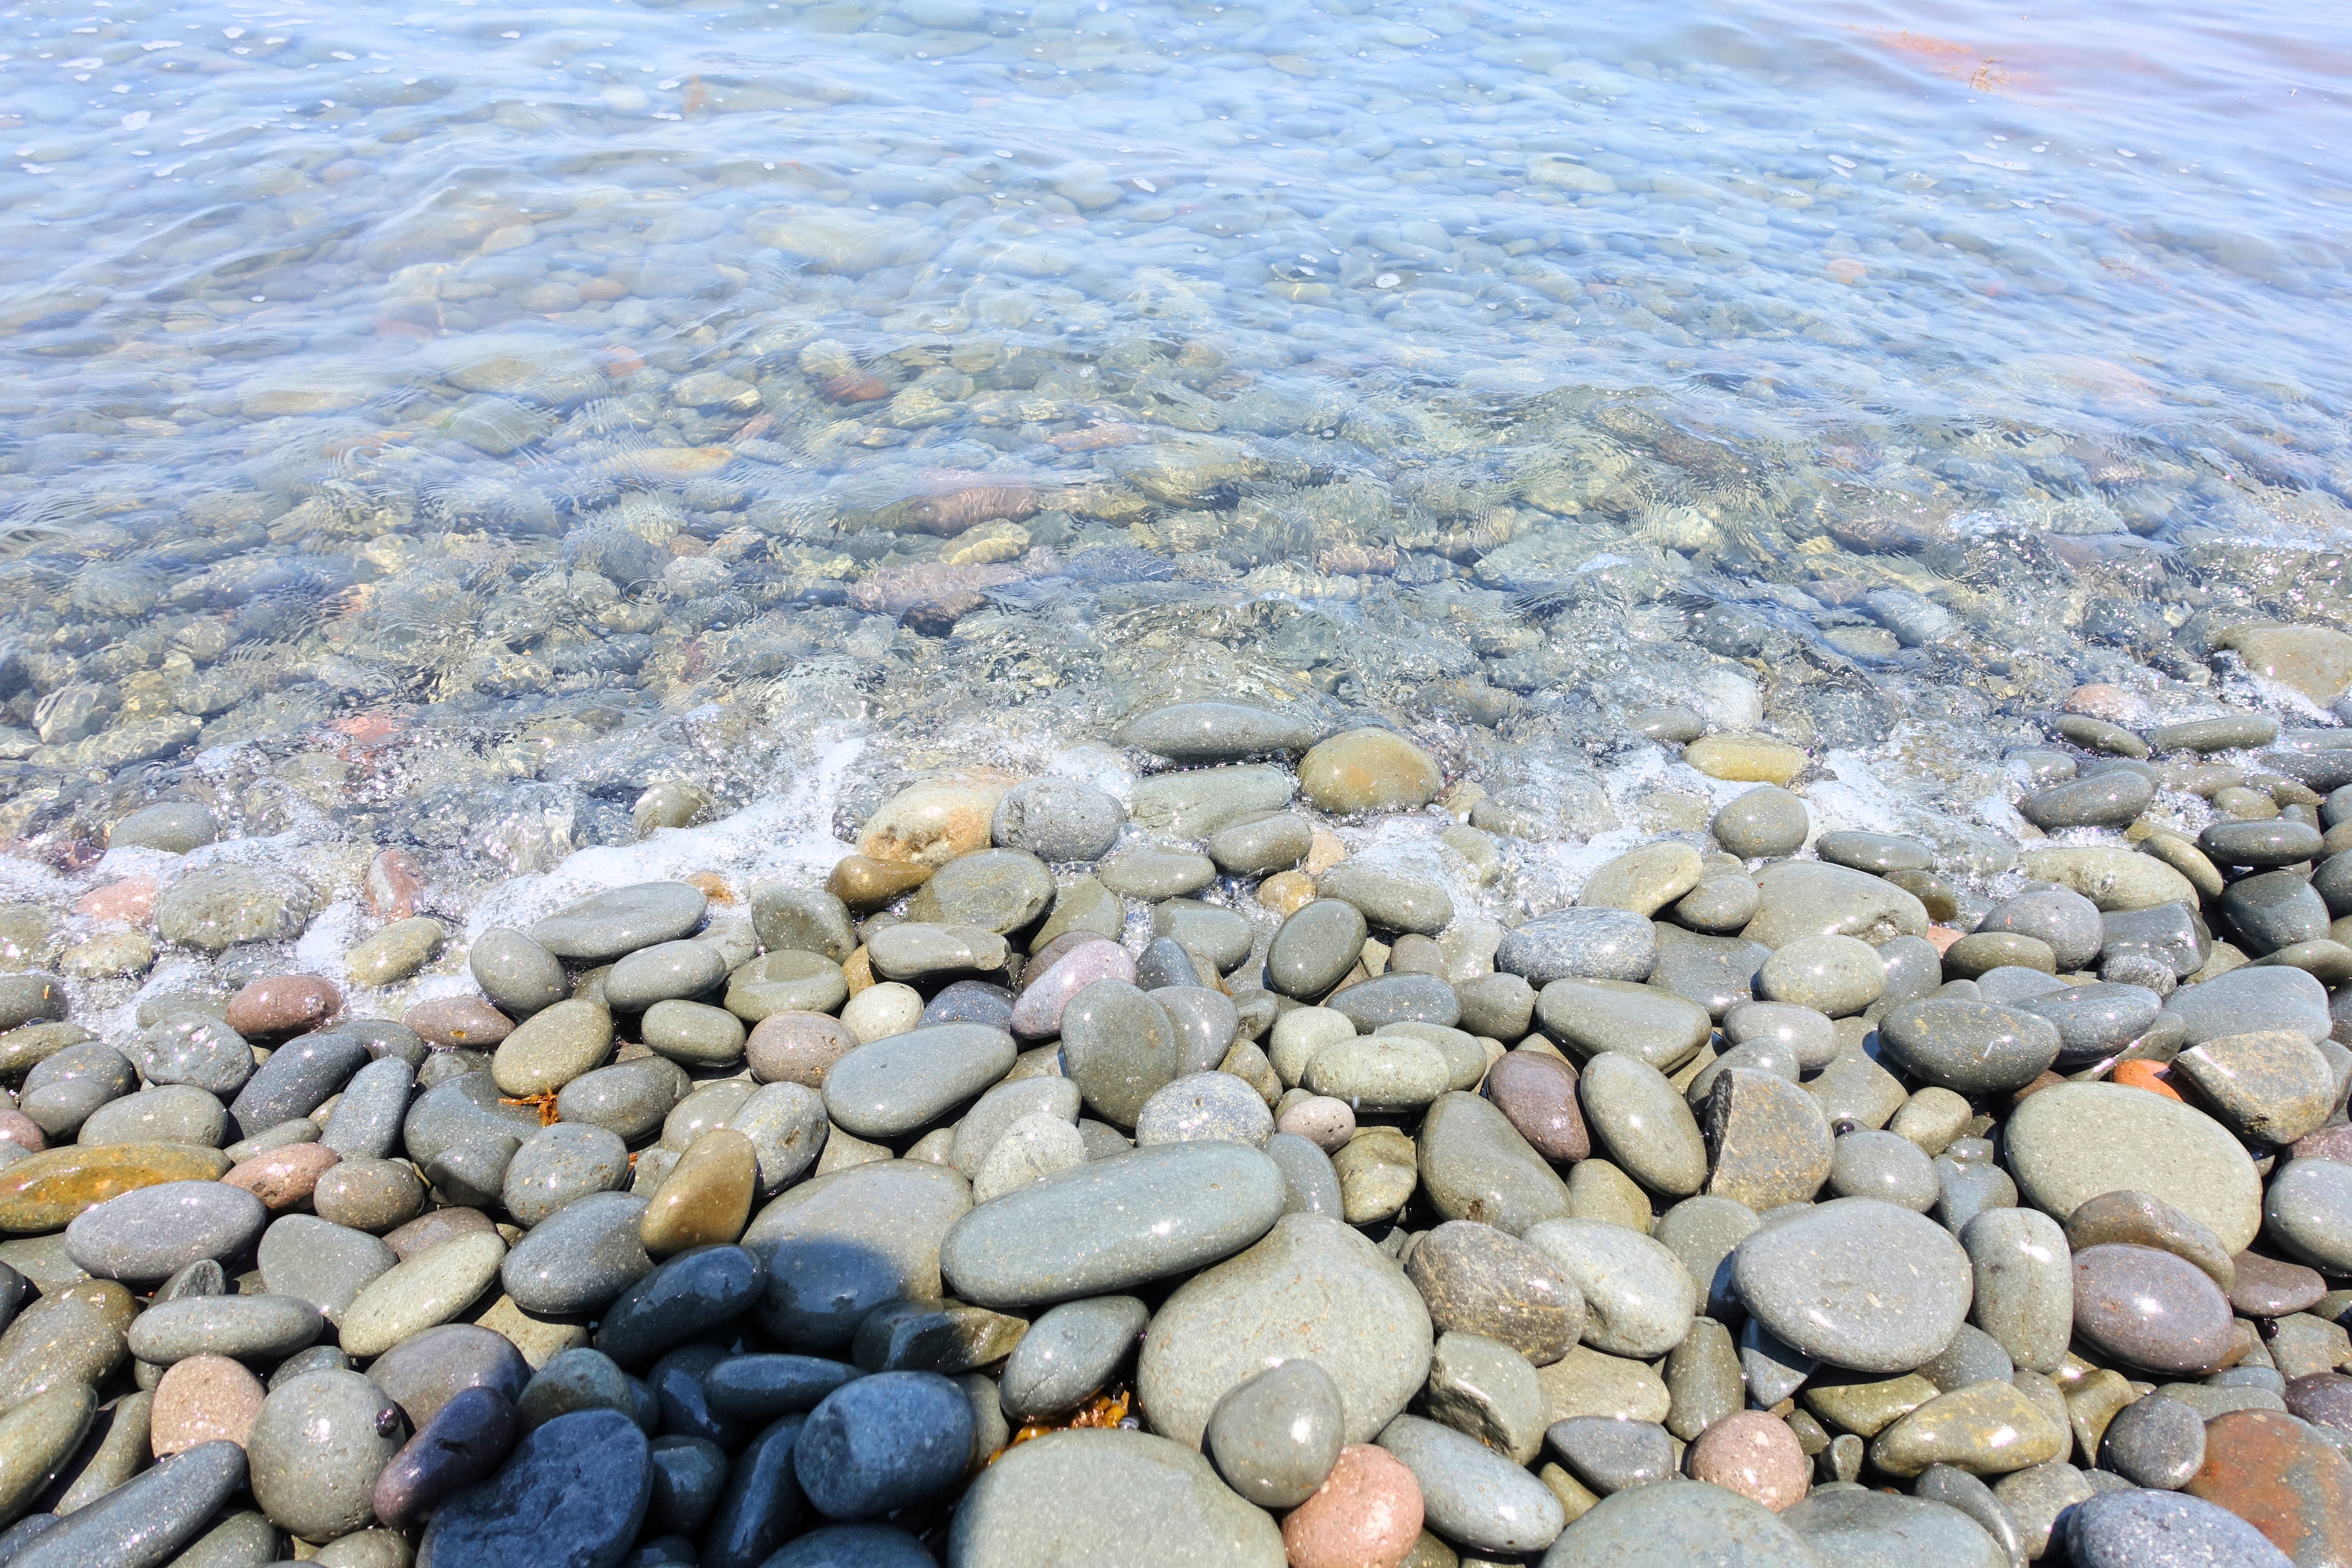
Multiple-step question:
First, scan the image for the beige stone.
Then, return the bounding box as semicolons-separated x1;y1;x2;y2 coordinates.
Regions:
1684;732;1809;786
2219;623;2352;702
855;783;1006;868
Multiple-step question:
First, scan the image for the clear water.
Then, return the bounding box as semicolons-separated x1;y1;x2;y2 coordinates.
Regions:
1;0;2349;901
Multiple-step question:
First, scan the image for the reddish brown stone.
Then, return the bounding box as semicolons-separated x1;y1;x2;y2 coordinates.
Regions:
74;877;156;925
403;996;516;1050
2186;1407;2352;1568
1686;1409;1809;1512
224;975;340;1041
2294;1124;2352;1165
2287;1373;2352;1436
224;1143;340;1210
367;848;427;920
1484;1050;1589;1162
2231;1250;2329;1319
902;591;986;637
1282;1444;1423;1568
0;1111;43;1153
819;372;889;403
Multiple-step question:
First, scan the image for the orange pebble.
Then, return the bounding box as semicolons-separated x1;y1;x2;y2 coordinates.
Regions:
1923;924;1965;955
2113;1059;2183;1100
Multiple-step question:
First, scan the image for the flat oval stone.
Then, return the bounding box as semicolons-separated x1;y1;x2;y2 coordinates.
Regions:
2098;1392;2207;1489
1733;1198;1973;1373
1318;865;1454;937
372;1384;521;1532
1580;1052;1709;1197
947;1427;1284;1568
1497;910;1657;986
1523;1218;1698;1359
1540;1480;1821;1568
1124;701;1319;763
726;950;851;1021
1303;1035;1449;1112
1416;1091;1571;1234
1547;1413;1677;1494
417;1409;651;1568
1135;1073;1272;1148
1001;1295;1149;1423
1743;860;1929;950
991;779;1126;862
2021;772;2155;830
1267;901;1370;1000
907;850;1057;934
2220;870;2332;956
1059;982;1181;1128
502;1123;631;1228
557;1057;689;1142
597;1244;763;1370
1535;979;1711;1071
1878;999;2062;1093
2007;1083;2263;1254
1096;845;1216;901
64;1180;265;1282
1959;1208;2072;1376
1406;1220;1584;1366
490;999;615;1099
2072;1243;2235;1375
1299;729;1442;815
339;1231;507;1358
822;1024;1017;1140
746;1012;863;1087
1704;1069;1834;1212
1484;1050;1589;1162
1379;1412;1563;1554
742;1161;971;1351
1654;1195;1762;1322
1136;1213;1432;1448
603;940;730;1011
1008;941;1135;1040
469;928;568;1017
8;1439;248;1568
1206;812;1314;877
530;882;707;962
2068;1488;2297;1568
257;1214;397;1324
942;1142;1283;1312
1204;1358;1343;1509
1869;1379;2067;1478
500;1192;655;1316
704;1355;862;1423
0;1143;233;1234
1758;934;1885;1017
2020;983;2165;1069
2167;965;2331;1047
793;1370;973;1519
2203;819;2325;868
132;1015;254;1098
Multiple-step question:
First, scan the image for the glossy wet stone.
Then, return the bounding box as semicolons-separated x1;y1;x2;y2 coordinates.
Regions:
7;1439;247;1568
2067;1488;2296;1568
1326;973;1459;1032
1378;1412;1562;1554
744;1161;970;1351
1282;1442;1423;1568
1484;1049;1589;1161
998;1294;1145;1422
2185;1408;2352;1568
2173;1031;2338;1145
1299;729;1443;814
1540;1480;1821;1568
1304;1033;1450;1111
1520;1219;1695;1360
1879;998;2063;1094
61;1180;263;1283
530;883;707;962
2008;1083;2264;1254
418;1409;652;1568
1123;701;1319;763
1497;910;1657;986
790;1370;972;1522
2072;1243;2236;1375
821;1023;1016;1140
1733;1197;1973;1373
2263;1156;2352;1273
500;1191;656;1317
1868;1379;2067;1478
245;1369;406;1542
1405;1219;1583;1366
1058;981;1181;1127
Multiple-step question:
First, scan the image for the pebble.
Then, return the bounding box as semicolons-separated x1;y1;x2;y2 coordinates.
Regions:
529;882;707;962
746;1011;863;1086
743;1162;968;1350
2067;1488;2297;1568
639;1129;756;1255
1124;701;1319;763
373;1385;521;1531
340;1231;508;1358
948;1428;1283;1568
62;1180;265;1283
8;1439;247;1568
1703;1068;1834;1211
1206;812;1314;877
1483;1050;1589;1162
821;1024;1017;1140
2184;1409;2352;1568
1878;999;2064;1094
1204;1358;1344;1508
2098;1391;2207;1488
1136;1213;1431;1448
1521;1219;1697;1359
110;803;218;854
1540;1481;1821;1567
1268;900;1372;999
467;930;570;1017
792;1370;972;1520
1135;1073;1273;1148
1416;1091;1571;1232
0;1383;94;1519
2263;1155;2352;1273
1757;934;1885;1016
150;1354;264;1454
405;997;517;1050
1546;1414;1676;1494
247;1370;408;1542
1299;729;1443;814
1686;1409;1809;1511
1000;1294;1147;1422
990;778;1125;862
1869;1378;2067;1478
1535;980;1710;1071
1304;1035;1452;1112
417;1409;651;1568
1378;1413;1564;1554
1497;910;1657;986
1959;1207;2072;1375
1579;1052;1709;1196
368;1322;530;1426
1129;766;1295;837
1281;1443;1424;1568
2007;1083;2264;1254
1733;1198;1973;1372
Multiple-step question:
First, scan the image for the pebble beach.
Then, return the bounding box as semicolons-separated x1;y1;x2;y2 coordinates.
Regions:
1;0;2351;1563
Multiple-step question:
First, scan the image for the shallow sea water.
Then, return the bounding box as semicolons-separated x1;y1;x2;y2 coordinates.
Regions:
0;0;2350;971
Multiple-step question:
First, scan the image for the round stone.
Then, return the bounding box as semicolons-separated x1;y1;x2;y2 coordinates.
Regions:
151;1354;266;1455
1536;980;1711;1072
907;850;1057;934
1267;900;1371;1001
2067;1488;2297;1568
1280;1443;1424;1568
1712;787;1810;859
2020;772;2154;830
1060;983;1181;1128
991;779;1125;862
2072;1243;2234;1375
1205;1359;1345;1509
1298;729;1443;814
1135;1073;1273;1148
224;976;340;1041
1828;1130;1939;1212
1484;1050;1589;1162
1686;1410;1809;1511
1522;1218;1698;1359
469;928;570;1016
110;802;218;854
1732;1198;1973;1373
490;1000;615;1098
247;1370;408;1542
2263;1157;2352;1274
1579;1052;1708;1197
2007;1083;2264;1254
821;1024;1017;1141
999;1295;1148;1422
416;1409;651;1568
602;941;729;1011
2098;1393;2207;1488
746;1012;862;1086
1541;1476;1820;1568
795;1370;974;1520
1877;998;2064;1094
1496;910;1657;986
1756;934;1885;1017
64;1180;266;1282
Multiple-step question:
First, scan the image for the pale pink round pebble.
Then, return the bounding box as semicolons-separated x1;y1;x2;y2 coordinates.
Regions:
1282;1444;1423;1568
151;1354;265;1455
1685;1409;1809;1512
74;876;156;925
1008;939;1136;1039
1276;1095;1356;1154
224;1142;341;1210
0;1110;43;1153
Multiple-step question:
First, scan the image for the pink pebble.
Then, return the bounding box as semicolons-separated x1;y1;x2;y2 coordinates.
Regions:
0;1110;44;1153
224;1143;341;1210
1008;939;1136;1039
75;877;156;925
1685;1409;1810;1512
1283;1445;1423;1568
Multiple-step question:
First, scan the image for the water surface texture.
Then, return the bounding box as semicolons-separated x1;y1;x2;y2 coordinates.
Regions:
0;0;2349;919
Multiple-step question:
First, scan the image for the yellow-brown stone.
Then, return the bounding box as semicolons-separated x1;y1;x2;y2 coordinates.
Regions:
825;854;934;913
0;1144;233;1234
1259;871;1317;918
2218;623;2352;703
1298;729;1443;814
1684;732;1809;787
640;1129;757;1256
854;784;1005;869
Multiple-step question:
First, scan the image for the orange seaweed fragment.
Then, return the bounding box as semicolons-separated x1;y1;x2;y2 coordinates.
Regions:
994;1386;1132;1461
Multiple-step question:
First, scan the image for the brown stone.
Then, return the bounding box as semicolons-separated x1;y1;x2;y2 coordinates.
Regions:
903;591;986;637
2231;1251;2329;1319
2063;1189;2237;1292
2285;1372;2352;1435
1703;1068;1833;1211
745;1011;861;1088
1870;1381;2066;1478
2073;1244;2235;1376
0;1143;233;1233
224;1143;341;1211
2294;1124;2352;1164
1259;871;1317;918
311;1158;426;1234
2187;1408;2352;1566
1281;1443;1424;1568
403;996;517;1050
640;1129;756;1256
1685;1409;1808;1512
1484;1050;1589;1163
825;854;934;914
223;975;340;1041
150;1354;264;1454
1404;1220;1584;1367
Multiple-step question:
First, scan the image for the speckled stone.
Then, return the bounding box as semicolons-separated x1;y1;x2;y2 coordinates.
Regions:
1703;1068;1833;1211
6;1438;248;1568
1537;980;1710;1072
2073;1243;2235;1375
1869;1378;2067;1478
792;1370;973;1521
947;1428;1284;1568
2184;1409;2352;1568
1521;1219;1697;1360
1299;730;1443;814
2008;1083;2265;1255
1281;1442;1424;1568
997;1294;1145;1424
529;882;707;962
1732;1198;1973;1373
2067;1488;2297;1568
1687;1409;1809;1512
1483;1050;1589;1162
2098;1392;2207;1488
1960;1207;2073;1376
1579;1052;1709;1197
1134;1073;1273;1148
1541;1480;1821;1568
62;1180;265;1283
2264;1156;2352;1273
246;1369;407;1542
822;1024;1016;1141
1497;910;1657;987
1378;1412;1562;1555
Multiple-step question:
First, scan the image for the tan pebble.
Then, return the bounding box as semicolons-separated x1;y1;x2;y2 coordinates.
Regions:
1275;1096;1355;1154
1282;1444;1424;1568
1306;827;1349;876
824;855;934;914
684;870;735;906
640;1129;756;1256
151;1354;264;1455
223;975;341;1040
403;995;516;1050
1259;871;1318;918
855;783;1005;868
1685;1409;1809;1511
0;1111;43;1152
842;945;876;997
745;1011;860;1087
2062;684;2154;726
1298;729;1443;815
1684;732;1809;787
74;877;156;925
224;1143;340;1210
